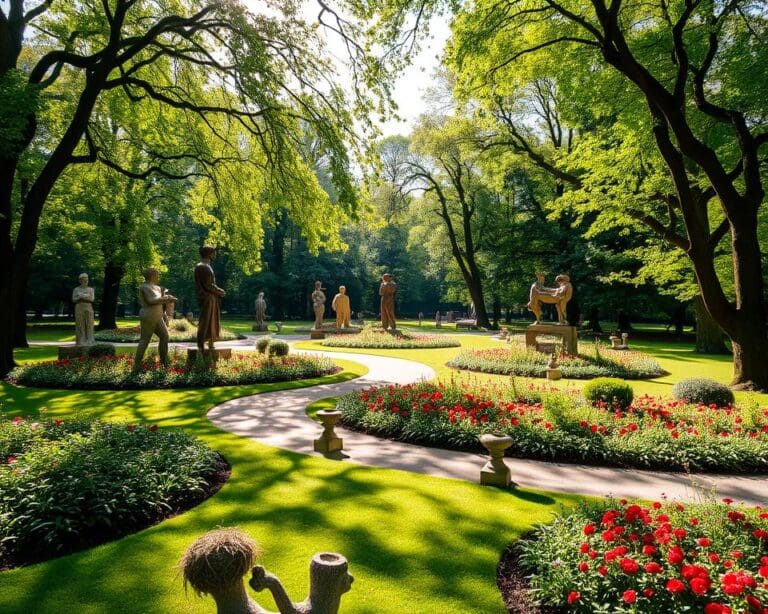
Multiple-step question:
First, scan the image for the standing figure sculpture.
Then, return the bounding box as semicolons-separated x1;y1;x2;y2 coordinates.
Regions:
133;268;176;370
311;281;326;330
254;292;267;331
72;273;95;346
194;246;226;354
331;286;351;329
527;272;573;325
379;273;397;331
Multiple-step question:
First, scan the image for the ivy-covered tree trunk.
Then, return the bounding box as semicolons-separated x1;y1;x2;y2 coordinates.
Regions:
693;295;728;355
98;260;125;330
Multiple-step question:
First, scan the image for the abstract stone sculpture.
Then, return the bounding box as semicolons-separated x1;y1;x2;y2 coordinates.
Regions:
180;528;353;614
527;272;573;325
379;273;397;330
72;273;95;346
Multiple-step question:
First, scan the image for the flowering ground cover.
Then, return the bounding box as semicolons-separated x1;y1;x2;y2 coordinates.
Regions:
94;318;243;343
8;351;338;389
513;498;768;613
448;342;664;379
0;416;225;569
321;327;461;349
337;380;768;472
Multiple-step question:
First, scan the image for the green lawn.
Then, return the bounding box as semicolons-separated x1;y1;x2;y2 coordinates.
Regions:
0;350;582;614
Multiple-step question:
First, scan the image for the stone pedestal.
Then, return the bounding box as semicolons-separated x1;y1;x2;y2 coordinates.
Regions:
57;345;89;359
186;348;232;363
525;324;578;355
310;329;326;340
546;368;562;380
479;434;514;487
314;410;343;453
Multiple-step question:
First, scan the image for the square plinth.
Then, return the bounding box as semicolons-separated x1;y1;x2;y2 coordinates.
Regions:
525;324;578;355
546;368;562;380
480;468;511;487
252;324;268;332
314;437;343;453
186;348;232;362
310;330;326;339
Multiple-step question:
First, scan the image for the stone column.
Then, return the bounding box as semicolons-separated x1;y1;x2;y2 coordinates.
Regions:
479;434;514;487
314;410;343;453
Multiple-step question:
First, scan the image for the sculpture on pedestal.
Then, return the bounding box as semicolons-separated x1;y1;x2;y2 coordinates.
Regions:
195;246;226;353
311;281;326;330
527;273;573;325
379;273;397;330
254;292;267;331
331;286;351;329
133;268;176;370
72;273;95;346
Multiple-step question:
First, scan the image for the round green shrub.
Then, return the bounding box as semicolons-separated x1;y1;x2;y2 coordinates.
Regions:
672;377;734;407
268;339;289;357
86;343;116;358
255;336;272;354
582;377;634;410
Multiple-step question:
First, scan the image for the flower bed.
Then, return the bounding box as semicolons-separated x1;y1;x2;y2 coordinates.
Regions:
321;327;460;349
0;416;227;569
447;342;663;379
513;498;768;613
337;381;768;472
8;351;339;389
94;318;243;343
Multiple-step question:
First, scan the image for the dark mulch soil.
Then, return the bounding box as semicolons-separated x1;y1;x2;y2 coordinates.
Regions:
497;541;562;614
0;453;231;571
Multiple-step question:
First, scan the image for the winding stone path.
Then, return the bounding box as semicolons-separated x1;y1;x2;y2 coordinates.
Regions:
208;350;768;506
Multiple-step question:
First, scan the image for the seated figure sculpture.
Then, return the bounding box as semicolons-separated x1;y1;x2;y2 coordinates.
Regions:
527;273;573;325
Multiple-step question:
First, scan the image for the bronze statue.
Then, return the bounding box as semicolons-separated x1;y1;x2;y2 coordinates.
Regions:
379;273;397;330
527;273;573;325
311;281;326;330
331;286;351;329
72;273;95;346
194;246;226;353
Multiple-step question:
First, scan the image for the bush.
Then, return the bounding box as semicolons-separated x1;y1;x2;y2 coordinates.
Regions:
86;343;116;358
255;336;272;354
0;417;220;564
94;320;241;343
337;381;768;472
8;351;338;390
672;377;734;407
517;498;768;612
448;341;663;380
268;339;289;356
583;377;634;410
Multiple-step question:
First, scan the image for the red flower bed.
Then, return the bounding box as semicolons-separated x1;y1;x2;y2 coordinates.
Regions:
520;498;768;612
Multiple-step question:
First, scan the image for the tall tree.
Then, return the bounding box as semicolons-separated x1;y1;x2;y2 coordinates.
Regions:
0;0;363;376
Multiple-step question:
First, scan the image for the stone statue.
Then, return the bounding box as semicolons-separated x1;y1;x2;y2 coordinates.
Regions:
435;311;442;328
331;286;351;329
254;292;267;331
311;281;326;330
180;528;353;614
72;273;95;346
194;246;226;353
527;273;573;325
379;273;397;330
133;268;176;370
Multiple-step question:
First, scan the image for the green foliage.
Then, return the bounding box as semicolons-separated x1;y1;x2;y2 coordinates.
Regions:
0;69;38;157
672;378;735;408
448;343;662;379
255;336;272;354
583;378;634;410
85;343;116;358
321;327;460;349
520;499;768;612
9;352;338;390
339;380;768;472
0;417;218;562
94;322;240;343
267;339;289;357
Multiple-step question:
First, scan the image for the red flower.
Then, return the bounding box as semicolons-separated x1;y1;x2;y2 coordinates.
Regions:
704;604;732;614
149;425;158;432
619;557;639;574
666;578;686;593
667;546;685;565
690;577;711;595
644;562;663;574
126;424;135;431
622;589;637;604
642;545;657;556
642;588;655;598
746;595;763;611
578;562;589;573
567;591;580;604
697;537;712;547
6;456;16;464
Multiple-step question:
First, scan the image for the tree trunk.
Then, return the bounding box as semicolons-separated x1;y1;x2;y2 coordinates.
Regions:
731;329;768;391
98;260;125;330
13;285;28;348
492;294;501;329
693;295;729;354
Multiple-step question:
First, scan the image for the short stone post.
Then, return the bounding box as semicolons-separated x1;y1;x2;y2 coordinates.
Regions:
479;434;513;487
275;322;283;333
621;332;629;349
314;410;343;453
545;352;562;380
609;335;621;349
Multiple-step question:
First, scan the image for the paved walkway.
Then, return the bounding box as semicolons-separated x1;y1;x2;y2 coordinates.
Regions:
208;350;768;506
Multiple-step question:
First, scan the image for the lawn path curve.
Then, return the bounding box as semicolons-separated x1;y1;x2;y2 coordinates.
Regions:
208;349;768;506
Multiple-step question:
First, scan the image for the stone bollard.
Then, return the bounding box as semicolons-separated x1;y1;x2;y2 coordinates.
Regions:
180;529;353;614
545;352;561;380
479;434;514;487
275;322;283;333
609;335;621;349
314;410;343;454
621;332;629;349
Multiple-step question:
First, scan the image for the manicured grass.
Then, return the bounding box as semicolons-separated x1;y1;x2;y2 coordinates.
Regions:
0;351;582;614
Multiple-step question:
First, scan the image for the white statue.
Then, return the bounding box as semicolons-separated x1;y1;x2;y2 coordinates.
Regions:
72;273;95;345
133;267;176;370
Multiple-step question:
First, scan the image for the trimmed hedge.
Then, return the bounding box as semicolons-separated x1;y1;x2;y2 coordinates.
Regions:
672;377;734;408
